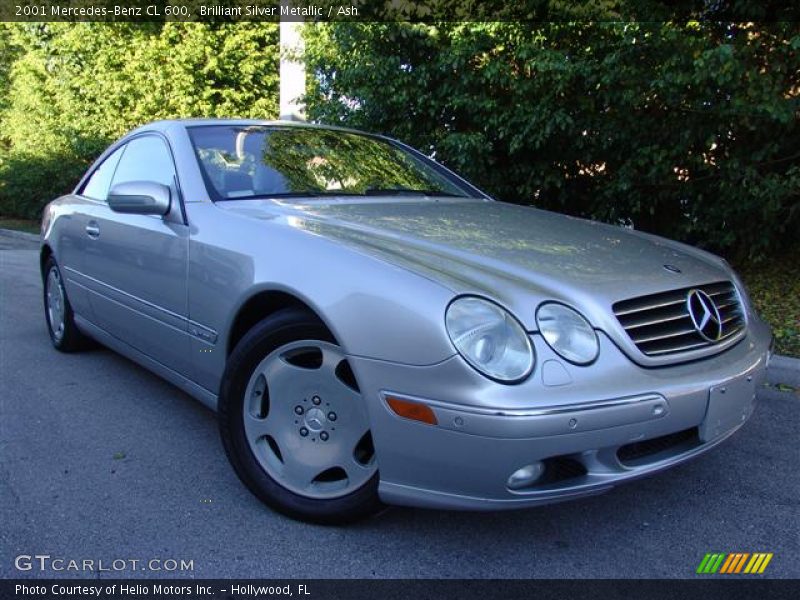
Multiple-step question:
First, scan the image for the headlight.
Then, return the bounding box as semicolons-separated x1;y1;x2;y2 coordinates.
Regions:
445;296;534;383
536;303;599;365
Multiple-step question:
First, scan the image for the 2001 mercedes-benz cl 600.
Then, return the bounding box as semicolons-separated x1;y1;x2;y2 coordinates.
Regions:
40;119;772;523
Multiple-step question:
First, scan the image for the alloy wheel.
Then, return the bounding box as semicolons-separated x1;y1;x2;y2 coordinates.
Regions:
46;267;66;342
242;339;377;500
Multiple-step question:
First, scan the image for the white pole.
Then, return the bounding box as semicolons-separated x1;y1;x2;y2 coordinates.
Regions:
279;17;306;121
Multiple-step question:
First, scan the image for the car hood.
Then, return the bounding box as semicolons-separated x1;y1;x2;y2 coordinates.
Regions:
219;197;732;331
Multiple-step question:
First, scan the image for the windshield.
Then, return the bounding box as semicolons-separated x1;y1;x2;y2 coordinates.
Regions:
188;125;473;201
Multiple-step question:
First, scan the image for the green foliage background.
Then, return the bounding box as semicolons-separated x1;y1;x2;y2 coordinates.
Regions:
302;21;800;262
0;17;797;354
2;19;796;264
0;22;279;219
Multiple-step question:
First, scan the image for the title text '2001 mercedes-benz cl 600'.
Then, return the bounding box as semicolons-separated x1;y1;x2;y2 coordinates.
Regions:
40;119;772;523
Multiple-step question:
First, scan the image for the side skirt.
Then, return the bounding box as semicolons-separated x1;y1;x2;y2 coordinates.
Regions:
75;315;219;412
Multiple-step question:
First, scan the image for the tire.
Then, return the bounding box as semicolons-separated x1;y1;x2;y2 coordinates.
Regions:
43;256;91;352
219;308;382;524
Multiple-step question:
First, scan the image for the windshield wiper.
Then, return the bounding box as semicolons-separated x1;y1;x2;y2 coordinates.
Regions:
363;187;467;198
225;190;364;200
222;188;468;200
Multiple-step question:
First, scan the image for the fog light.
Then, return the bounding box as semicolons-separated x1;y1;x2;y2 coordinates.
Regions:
507;462;545;490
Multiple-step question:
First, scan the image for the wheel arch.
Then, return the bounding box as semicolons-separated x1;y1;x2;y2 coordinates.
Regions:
40;244;53;279
225;288;339;357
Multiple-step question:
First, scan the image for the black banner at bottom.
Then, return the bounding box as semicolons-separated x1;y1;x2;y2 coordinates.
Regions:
2;579;799;600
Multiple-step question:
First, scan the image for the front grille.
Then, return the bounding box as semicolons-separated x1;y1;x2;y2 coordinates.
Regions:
617;427;700;465
540;456;587;485
613;281;745;357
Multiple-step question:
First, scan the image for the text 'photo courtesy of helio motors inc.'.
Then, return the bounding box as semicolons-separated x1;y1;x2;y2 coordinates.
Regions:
15;583;310;597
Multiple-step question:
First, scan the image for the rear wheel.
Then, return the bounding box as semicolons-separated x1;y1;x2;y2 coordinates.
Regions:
43;257;90;352
219;309;382;524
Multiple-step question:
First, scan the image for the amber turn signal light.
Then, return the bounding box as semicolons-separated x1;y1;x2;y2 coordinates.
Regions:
386;396;438;425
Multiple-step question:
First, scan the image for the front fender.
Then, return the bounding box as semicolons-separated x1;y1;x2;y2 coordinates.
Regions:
186;204;457;393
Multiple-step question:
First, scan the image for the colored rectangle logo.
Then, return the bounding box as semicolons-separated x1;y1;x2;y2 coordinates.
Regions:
697;552;773;575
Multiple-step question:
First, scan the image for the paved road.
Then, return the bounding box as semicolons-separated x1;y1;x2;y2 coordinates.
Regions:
1;232;798;579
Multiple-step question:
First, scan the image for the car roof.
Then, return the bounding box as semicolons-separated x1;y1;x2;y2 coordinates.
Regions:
132;118;381;138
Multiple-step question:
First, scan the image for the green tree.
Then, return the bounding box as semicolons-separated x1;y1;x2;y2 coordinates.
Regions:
0;22;279;219
0;25;18;119
302;20;800;260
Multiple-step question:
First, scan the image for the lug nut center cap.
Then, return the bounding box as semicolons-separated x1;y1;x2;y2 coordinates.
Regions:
304;407;327;432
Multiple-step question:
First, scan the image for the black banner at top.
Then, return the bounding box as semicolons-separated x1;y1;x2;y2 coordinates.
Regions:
1;0;798;22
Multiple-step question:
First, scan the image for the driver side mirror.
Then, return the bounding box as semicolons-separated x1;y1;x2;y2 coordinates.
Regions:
107;181;171;216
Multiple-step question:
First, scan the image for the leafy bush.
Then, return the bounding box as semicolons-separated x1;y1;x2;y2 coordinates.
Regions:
0;151;95;219
303;21;800;260
737;248;800;358
0;22;279;220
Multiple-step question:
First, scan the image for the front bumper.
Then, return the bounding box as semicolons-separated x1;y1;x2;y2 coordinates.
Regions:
349;317;771;510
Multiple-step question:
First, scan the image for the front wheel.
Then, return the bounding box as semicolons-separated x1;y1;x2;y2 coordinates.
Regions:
218;309;382;524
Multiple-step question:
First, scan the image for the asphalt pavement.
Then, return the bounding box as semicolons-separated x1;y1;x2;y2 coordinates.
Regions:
1;231;798;579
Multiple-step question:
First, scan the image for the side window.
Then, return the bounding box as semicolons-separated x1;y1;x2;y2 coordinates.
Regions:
81;146;125;201
110;135;176;189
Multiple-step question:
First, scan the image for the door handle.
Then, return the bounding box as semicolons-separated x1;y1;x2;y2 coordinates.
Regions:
85;222;100;238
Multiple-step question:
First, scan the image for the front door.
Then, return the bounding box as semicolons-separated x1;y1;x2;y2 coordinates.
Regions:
60;145;126;319
80;134;192;377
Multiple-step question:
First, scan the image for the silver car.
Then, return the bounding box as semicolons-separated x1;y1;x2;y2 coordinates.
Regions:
40;119;772;523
